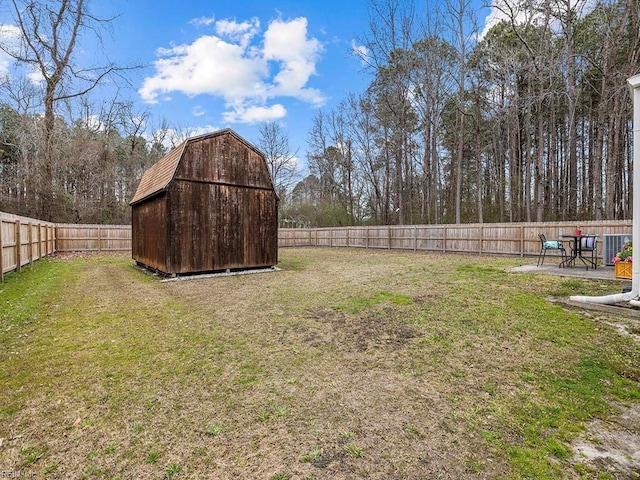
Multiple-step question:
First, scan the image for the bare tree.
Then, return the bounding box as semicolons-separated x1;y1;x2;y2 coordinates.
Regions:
444;0;478;224
361;0;419;225
256;121;300;203
0;0;131;220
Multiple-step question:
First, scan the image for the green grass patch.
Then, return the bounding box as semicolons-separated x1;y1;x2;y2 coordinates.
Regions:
165;463;181;479
344;443;364;458
333;290;413;313
0;249;637;479
204;423;226;437
403;423;421;439
301;447;322;463
0;259;73;336
270;473;290;480
146;450;161;464
456;263;509;278
19;444;48;466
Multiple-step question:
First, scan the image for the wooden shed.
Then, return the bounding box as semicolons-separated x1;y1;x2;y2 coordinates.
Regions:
129;128;278;275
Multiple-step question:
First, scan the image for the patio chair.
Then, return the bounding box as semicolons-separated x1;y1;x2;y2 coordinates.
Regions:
579;235;598;269
537;233;567;267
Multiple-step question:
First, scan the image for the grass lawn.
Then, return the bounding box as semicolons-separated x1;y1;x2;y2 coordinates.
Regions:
0;248;638;479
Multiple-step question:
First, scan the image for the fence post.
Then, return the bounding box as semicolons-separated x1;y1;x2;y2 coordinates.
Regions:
37;224;42;261
479;225;483;255
414;226;417;251
443;227;447;253
15;219;21;271
98;225;102;252
28;222;33;265
0;217;4;281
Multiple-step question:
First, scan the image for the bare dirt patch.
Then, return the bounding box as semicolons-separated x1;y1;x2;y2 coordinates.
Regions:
572;403;640;478
50;251;129;261
302;307;418;352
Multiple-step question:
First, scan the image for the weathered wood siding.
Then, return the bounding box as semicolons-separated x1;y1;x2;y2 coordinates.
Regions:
131;129;278;275
168;182;277;273
131;195;168;272
176;132;274;189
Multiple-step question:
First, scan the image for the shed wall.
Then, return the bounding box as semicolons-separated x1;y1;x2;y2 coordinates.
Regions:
132;194;168;272
168;180;278;273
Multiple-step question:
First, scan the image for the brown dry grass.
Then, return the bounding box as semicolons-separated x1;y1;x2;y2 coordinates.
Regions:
0;248;638;479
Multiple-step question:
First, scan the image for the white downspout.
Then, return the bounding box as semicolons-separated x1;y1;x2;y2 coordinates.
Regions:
570;74;640;305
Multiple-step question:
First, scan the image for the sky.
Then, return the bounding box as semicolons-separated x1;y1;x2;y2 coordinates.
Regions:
102;0;376;169
0;0;499;175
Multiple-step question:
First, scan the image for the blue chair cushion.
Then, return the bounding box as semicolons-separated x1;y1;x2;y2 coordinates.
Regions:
581;236;596;250
544;240;562;249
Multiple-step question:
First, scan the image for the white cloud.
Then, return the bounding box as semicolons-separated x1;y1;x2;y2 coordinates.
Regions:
0;24;21;76
215;17;260;49
85;114;103;130
480;0;599;39
139;34;268;103
480;0;528;39
222;103;286;124
26;66;43;85
192;105;206;117
189;16;216;27
351;39;370;66
139;15;326;124
131;116;146;131
189;124;220;137
262;17;324;104
145;124;221;150
287;154;302;172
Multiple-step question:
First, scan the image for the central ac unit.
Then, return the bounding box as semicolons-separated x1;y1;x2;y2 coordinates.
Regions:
602;234;632;265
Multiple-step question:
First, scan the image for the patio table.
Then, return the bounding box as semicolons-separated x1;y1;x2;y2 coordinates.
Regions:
559;233;597;269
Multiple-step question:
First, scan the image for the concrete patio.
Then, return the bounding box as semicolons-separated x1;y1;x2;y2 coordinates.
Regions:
508;262;628;282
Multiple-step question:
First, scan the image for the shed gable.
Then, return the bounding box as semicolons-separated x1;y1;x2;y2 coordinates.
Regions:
175;130;274;190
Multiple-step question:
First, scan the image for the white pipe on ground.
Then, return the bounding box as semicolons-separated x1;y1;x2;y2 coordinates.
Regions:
570;74;640;305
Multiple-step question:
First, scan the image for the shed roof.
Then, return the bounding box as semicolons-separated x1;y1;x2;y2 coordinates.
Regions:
130;128;267;206
129;141;186;205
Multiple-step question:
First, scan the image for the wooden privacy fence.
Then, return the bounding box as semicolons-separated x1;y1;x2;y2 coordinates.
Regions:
0;212;56;281
56;224;131;252
0;209;634;281
278;220;633;258
1;213;130;281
